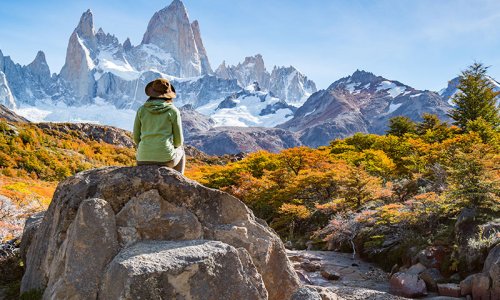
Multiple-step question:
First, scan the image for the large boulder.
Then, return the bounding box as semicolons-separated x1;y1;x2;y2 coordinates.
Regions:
21;166;301;300
100;240;267;300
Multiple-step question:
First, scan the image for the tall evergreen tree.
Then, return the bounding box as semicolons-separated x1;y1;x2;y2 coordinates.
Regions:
448;63;500;130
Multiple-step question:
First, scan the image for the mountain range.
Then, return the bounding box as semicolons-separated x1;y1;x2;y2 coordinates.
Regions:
0;0;498;154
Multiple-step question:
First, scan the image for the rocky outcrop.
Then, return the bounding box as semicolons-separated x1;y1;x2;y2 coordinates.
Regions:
0;104;29;123
458;243;500;299
36;122;135;148
21;166;302;299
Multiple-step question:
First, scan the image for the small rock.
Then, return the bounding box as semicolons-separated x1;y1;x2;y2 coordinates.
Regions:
407;263;427;275
301;261;322;272
351;263;359;267
320;269;340;281
296;270;314;285
390;272;427;298
437;283;461;298
419;268;445;292
293;286;338;300
289;255;304;262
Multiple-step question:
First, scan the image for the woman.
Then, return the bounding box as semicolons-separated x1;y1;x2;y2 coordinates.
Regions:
133;78;185;174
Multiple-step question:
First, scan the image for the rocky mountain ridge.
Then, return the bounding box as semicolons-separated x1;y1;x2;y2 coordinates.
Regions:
215;54;317;106
279;70;452;147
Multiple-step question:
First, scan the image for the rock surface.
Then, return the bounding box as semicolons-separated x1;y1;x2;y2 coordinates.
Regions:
21;166;301;300
389;272;427;298
100;240;267;300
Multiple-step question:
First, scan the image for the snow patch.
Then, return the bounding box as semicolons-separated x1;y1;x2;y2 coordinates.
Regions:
95;48;140;80
387;102;402;114
76;35;95;69
376;81;406;98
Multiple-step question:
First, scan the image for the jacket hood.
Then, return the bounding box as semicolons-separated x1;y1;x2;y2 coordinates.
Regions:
143;99;175;114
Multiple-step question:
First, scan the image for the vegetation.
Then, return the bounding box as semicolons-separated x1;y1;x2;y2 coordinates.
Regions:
192;68;500;271
448;62;500;130
1;62;498;279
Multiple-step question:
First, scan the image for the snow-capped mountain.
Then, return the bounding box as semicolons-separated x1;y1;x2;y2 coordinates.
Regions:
1;0;312;132
198;82;296;127
215;55;316;106
440;76;500;106
0;49;53;108
279;70;452;147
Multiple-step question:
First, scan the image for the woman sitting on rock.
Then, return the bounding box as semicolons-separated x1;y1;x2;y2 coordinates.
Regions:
133;78;185;174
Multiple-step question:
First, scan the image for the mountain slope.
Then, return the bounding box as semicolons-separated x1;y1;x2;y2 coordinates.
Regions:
279;70;452;147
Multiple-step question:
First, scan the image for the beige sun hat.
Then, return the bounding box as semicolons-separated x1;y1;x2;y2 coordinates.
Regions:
145;78;177;99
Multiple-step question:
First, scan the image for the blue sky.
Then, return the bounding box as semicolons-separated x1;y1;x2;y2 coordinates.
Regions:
0;0;499;90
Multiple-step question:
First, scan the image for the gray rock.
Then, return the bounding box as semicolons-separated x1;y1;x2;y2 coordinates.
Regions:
21;166;301;300
43;198;119;299
419;268;446;292
406;262;427;275
320;269;341;281
389;272;427;298
291;286;337;300
99;240;267;300
19;211;45;263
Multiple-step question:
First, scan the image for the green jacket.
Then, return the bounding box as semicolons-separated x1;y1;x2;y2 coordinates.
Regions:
133;99;184;162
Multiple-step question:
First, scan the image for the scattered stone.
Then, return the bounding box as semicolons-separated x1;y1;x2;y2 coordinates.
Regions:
437;283;461;298
296;270;314;285
291;286;337;300
419;268;446;292
389;272;427;298
301;261;322;272
407;262;427;275
320;269;341;281
415;246;450;269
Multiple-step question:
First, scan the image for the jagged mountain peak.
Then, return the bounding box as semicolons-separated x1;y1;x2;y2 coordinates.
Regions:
27;50;50;74
328;70;412;99
139;0;209;77
76;9;95;40
123;38;132;51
